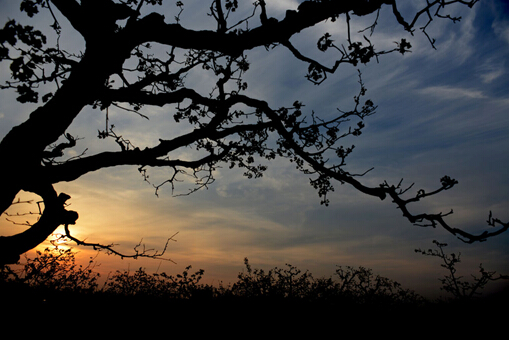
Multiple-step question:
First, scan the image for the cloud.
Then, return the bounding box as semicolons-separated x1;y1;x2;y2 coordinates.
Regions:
477;59;505;83
490;0;509;46
493;20;509;45
417;85;487;100
266;0;299;13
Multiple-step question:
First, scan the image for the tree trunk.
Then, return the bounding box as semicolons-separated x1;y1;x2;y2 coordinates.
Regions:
0;47;117;264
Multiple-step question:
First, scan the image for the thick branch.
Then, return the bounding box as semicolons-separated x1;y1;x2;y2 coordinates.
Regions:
230;94;508;243
41;116;271;184
121;1;379;57
0;185;78;265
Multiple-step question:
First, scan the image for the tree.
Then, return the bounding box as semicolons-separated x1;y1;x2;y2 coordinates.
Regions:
0;0;507;264
415;240;509;300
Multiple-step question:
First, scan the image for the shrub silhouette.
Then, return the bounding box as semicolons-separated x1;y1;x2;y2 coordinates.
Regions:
103;265;205;300
231;258;314;300
2;247;422;308
230;258;422;307
2;244;506;321
1;246;99;294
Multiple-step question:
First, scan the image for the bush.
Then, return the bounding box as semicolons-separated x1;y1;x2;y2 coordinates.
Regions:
6;243;505;316
102;265;205;300
1;246;99;294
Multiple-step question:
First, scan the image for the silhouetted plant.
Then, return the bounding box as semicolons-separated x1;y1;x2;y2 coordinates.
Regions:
154;266;205;299
274;263;314;299
6;245;504;311
102;266;158;297
332;265;422;306
231;258;278;299
103;265;205;299
231;258;316;300
230;258;421;307
415;240;509;300
307;276;338;301
0;246;100;294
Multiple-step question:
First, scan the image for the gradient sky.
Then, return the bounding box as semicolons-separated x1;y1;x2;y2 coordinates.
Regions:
1;0;509;299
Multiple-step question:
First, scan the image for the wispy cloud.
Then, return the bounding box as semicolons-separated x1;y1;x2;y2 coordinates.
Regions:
490;0;509;46
418;85;487;100
477;59;505;83
493;20;509;45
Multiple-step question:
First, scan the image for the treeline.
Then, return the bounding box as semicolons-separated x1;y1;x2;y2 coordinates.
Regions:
1;247;422;305
1;242;507;326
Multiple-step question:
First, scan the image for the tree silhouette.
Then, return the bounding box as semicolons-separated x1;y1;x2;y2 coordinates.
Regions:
416;240;509;300
0;0;507;264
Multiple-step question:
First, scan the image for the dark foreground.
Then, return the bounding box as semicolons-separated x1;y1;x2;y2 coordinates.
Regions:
2;280;507;337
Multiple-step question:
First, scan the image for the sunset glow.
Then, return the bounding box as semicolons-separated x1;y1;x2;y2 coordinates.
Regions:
1;1;508;300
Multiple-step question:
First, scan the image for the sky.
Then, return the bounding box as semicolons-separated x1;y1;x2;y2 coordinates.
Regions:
1;0;509;299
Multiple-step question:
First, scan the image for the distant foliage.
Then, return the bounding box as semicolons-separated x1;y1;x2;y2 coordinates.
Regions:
231;258;422;307
0;246;99;294
103;265;205;299
1;247;422;307
321;265;423;306
231;258;315;300
2;245;506;310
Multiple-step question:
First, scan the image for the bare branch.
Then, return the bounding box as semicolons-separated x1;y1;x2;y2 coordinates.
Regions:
62;224;178;263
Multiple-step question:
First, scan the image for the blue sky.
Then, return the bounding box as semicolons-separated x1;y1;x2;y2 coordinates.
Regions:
1;0;509;298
